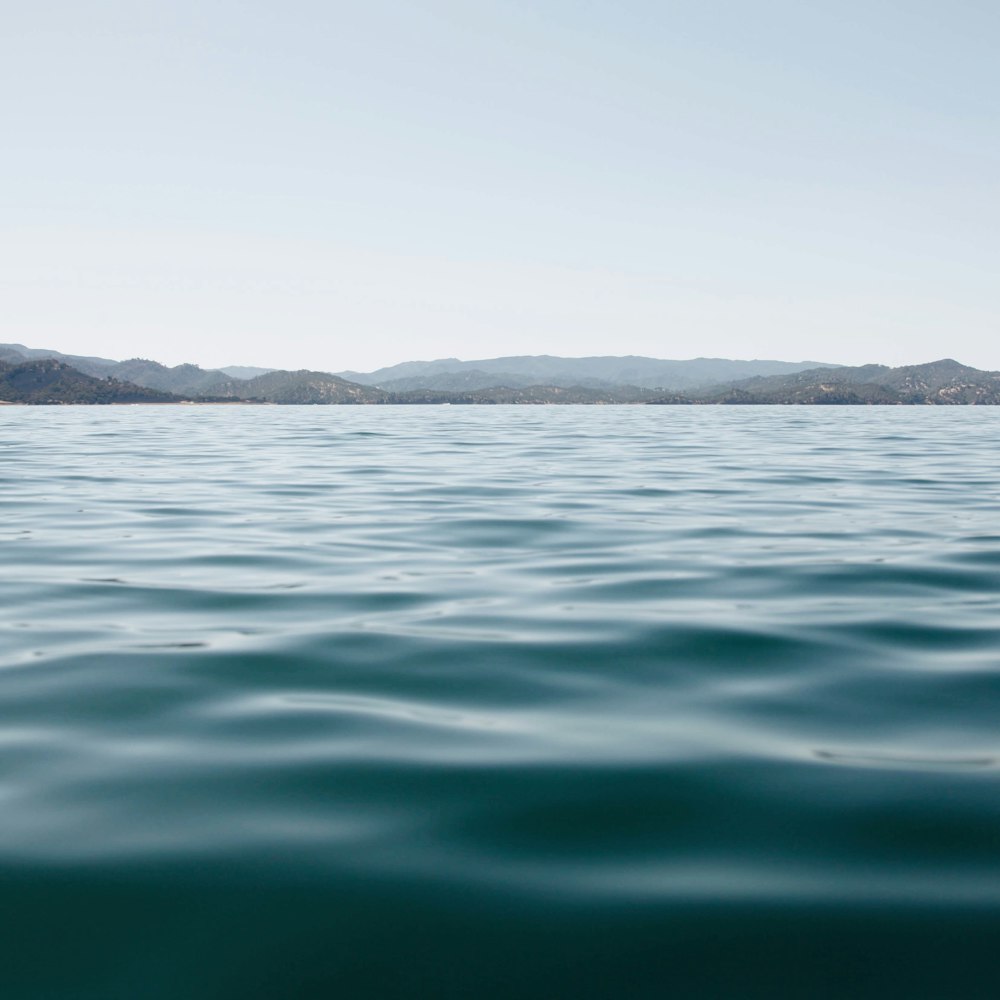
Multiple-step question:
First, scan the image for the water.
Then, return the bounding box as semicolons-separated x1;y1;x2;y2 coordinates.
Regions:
2;405;1000;998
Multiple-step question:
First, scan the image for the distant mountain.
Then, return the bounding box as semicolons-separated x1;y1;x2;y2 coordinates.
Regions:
219;366;276;379
392;384;656;404
649;360;1000;405
0;345;30;363
5;343;998;406
0;344;233;393
376;369;539;392
207;369;388;404
376;369;667;393
0;343;838;397
0;359;187;404
337;355;838;390
0;343;119;377
111;359;231;395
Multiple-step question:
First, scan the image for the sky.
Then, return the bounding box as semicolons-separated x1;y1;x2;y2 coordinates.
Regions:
3;0;998;372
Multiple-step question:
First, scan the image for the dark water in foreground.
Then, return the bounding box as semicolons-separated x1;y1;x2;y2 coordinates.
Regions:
2;405;1000;998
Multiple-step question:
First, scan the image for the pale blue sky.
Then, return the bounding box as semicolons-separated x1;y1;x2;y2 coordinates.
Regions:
3;1;998;371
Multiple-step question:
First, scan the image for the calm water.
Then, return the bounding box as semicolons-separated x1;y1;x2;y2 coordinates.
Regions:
2;405;1000;998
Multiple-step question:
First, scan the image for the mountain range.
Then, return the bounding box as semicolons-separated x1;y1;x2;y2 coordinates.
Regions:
0;344;831;396
2;343;999;405
669;358;1000;405
335;355;834;391
0;358;186;405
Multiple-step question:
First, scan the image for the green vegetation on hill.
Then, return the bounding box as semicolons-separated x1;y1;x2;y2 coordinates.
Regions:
0;343;118;375
647;360;1000;405
207;370;388;404
337;354;837;391
0;344;234;395
0;359;188;404
391;385;656;404
112;359;232;395
3;345;999;406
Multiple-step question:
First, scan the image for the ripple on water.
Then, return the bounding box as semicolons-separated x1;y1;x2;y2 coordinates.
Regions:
2;405;1000;998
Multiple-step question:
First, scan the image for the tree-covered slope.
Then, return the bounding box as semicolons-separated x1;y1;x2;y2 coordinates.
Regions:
0;359;187;404
207;369;389;404
649;360;1000;404
339;355;839;390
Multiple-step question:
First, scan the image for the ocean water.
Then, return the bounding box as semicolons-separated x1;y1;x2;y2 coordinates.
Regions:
2;405;1000;998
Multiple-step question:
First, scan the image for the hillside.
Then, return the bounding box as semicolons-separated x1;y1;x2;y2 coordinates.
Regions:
392;384;656;404
377;369;540;392
338;355;838;390
219;366;276;379
207;369;388;404
4;343;999;405
0;343;119;377
0;344;247;394
0;343;841;399
0;359;188;404
112;359;232;395
648;360;1000;405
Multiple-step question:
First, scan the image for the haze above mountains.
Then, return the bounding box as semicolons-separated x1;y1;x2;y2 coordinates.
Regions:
3;343;1000;405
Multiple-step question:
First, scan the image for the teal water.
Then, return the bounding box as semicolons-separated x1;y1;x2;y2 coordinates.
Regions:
2;405;1000;998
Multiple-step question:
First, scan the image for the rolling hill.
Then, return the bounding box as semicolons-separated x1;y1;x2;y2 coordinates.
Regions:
337;355;838;391
0;359;189;404
649;360;1000;405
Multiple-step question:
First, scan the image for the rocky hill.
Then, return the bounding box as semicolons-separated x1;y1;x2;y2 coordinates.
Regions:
207;369;389;404
649;360;1000;405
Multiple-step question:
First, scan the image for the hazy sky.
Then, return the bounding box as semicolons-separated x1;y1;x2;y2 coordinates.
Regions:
4;1;998;372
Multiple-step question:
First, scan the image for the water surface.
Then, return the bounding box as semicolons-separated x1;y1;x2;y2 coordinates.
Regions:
2;405;999;997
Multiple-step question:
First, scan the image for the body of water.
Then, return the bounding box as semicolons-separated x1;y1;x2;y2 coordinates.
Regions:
2;405;1000;998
